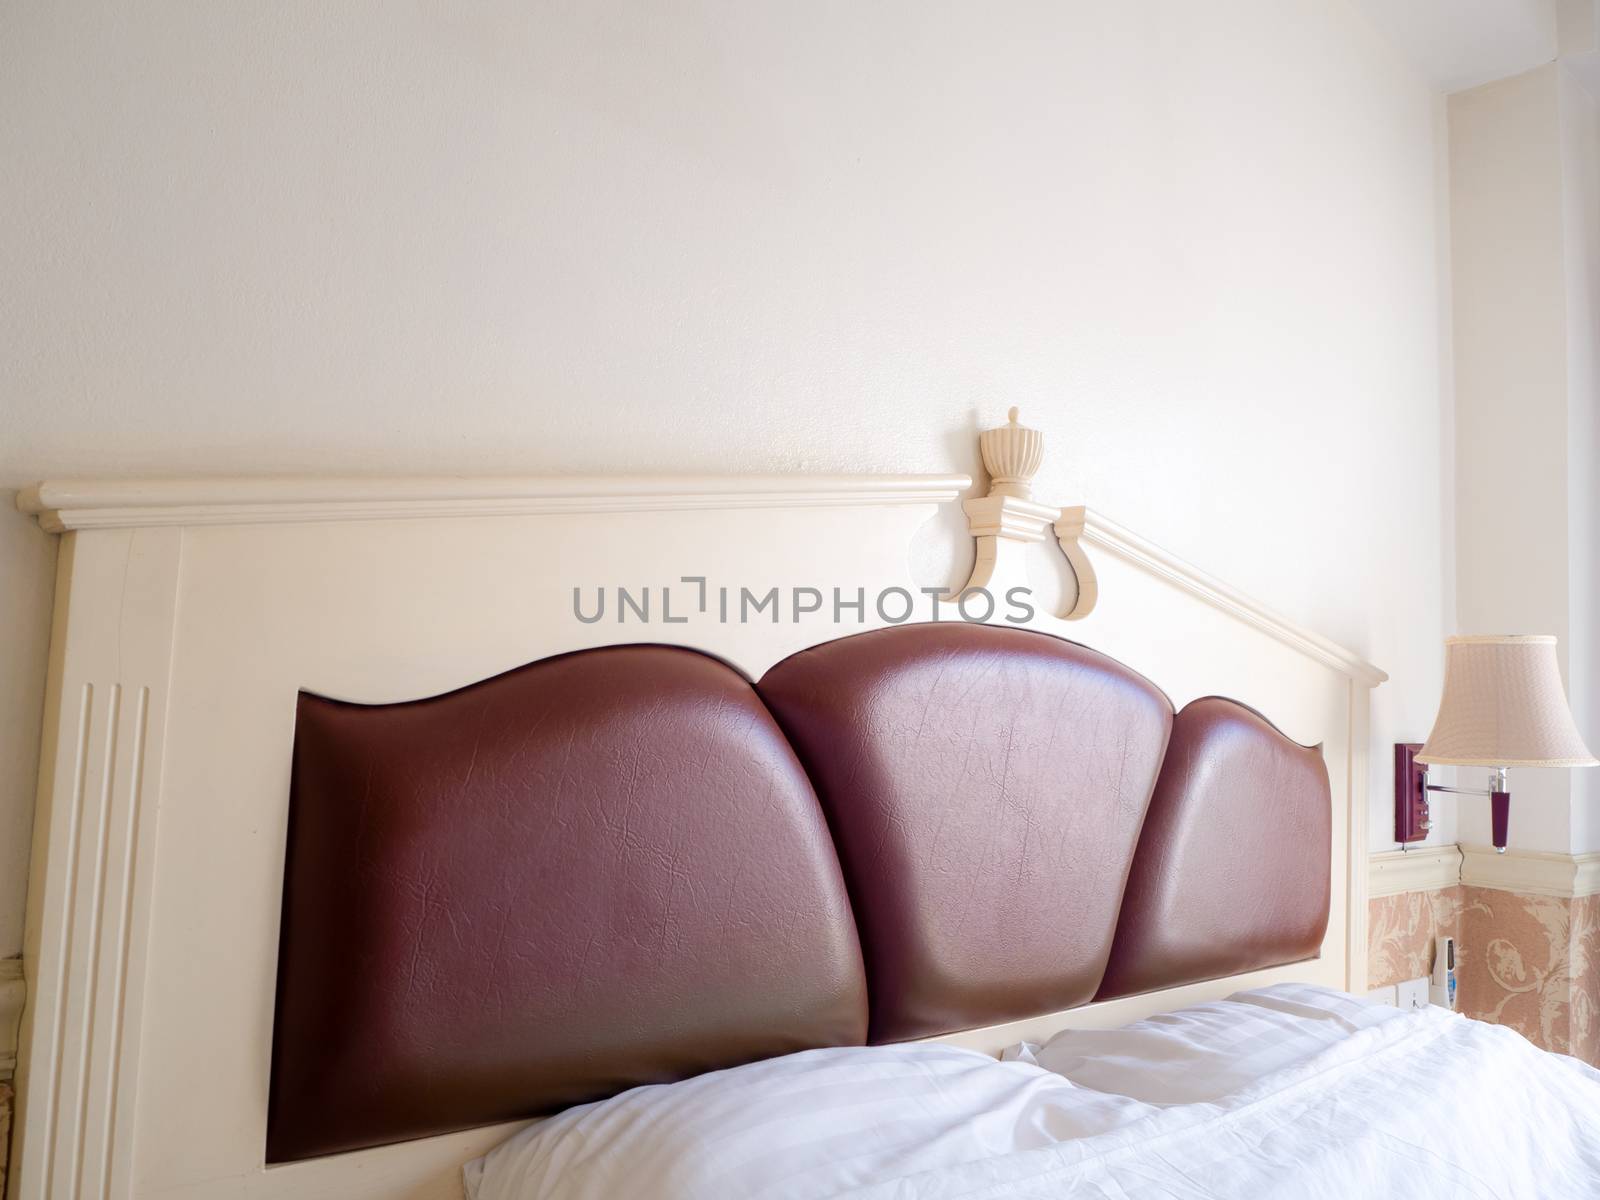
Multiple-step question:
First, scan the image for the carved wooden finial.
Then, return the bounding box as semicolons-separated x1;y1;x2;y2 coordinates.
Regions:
957;407;1099;622
979;407;1043;500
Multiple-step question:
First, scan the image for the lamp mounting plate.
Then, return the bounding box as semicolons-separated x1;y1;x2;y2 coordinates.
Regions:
1394;743;1429;844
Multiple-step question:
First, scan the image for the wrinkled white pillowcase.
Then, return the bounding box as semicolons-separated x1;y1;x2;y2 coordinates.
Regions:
464;1043;1154;1200
1002;982;1401;1105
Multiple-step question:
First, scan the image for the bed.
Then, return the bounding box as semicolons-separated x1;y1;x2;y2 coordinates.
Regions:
7;422;1492;1199
466;983;1600;1199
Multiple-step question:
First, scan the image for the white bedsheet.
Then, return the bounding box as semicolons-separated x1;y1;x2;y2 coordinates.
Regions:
467;987;1600;1199
1002;981;1403;1104
465;1044;1156;1200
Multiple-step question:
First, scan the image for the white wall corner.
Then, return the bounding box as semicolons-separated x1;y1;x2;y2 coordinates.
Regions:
1563;1;1600;95
1369;846;1463;896
1561;59;1600;852
1559;0;1599;55
0;957;22;1079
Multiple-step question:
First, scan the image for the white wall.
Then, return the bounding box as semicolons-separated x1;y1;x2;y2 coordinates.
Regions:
1449;66;1575;852
1562;68;1600;851
0;0;1456;956
1448;63;1600;853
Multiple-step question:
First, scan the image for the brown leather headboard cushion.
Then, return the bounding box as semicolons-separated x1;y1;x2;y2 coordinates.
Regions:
268;646;867;1163
271;625;1335;1162
1095;696;1332;1001
758;623;1174;1042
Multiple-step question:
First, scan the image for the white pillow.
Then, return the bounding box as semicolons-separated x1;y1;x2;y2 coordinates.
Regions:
464;1043;1155;1200
1002;983;1401;1105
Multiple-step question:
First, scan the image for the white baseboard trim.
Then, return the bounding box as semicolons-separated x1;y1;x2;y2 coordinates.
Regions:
1458;845;1600;898
0;957;22;1080
1368;846;1463;897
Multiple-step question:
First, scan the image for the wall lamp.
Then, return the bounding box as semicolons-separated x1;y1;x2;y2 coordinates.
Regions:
1396;635;1595;853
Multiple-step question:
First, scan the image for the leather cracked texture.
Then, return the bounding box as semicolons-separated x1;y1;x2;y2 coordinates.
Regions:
759;623;1174;1042
270;624;1332;1162
268;645;867;1162
1095;696;1332;1001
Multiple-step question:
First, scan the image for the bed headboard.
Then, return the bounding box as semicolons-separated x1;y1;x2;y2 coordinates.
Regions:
11;446;1384;1200
269;622;1329;1162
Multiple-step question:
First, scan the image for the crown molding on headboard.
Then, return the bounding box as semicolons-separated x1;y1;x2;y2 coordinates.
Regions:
18;472;1386;688
16;474;974;533
1064;508;1389;688
947;410;1385;687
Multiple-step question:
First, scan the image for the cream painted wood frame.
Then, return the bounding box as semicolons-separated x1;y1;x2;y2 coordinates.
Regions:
12;470;1385;1200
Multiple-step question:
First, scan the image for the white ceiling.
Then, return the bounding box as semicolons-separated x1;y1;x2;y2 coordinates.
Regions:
1348;0;1562;92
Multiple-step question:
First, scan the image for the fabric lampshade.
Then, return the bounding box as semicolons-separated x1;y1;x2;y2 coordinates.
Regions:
1416;635;1597;768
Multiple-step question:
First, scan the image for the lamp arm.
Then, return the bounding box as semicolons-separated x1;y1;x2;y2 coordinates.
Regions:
1396;749;1513;854
1425;767;1511;853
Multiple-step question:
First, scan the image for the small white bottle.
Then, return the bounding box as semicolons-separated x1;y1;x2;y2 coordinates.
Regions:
1430;935;1457;1010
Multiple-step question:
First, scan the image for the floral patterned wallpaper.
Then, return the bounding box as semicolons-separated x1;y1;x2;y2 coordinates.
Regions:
1369;884;1477;989
1370;885;1600;1066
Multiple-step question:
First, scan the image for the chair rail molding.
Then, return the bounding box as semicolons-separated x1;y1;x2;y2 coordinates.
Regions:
1368;844;1600;899
1368;847;1464;897
1459;845;1600;898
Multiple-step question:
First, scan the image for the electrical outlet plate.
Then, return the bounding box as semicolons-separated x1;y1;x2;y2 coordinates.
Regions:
1397;977;1429;1011
1367;984;1398;1007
